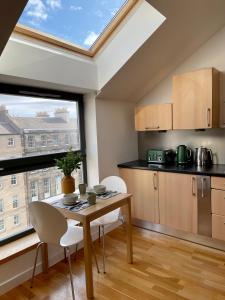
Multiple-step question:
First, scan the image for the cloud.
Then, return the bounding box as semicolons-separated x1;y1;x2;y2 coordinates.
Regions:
70;5;83;11
25;0;62;25
95;10;104;18
110;7;119;17
46;0;61;9
83;32;99;47
26;0;48;23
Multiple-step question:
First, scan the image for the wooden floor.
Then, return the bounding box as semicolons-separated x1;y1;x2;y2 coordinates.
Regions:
2;226;225;300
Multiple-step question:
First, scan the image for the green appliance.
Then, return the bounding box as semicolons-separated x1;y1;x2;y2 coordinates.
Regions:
147;149;175;164
176;145;192;164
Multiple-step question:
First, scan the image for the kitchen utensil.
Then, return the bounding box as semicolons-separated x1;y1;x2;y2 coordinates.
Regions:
147;149;175;164
195;147;213;166
176;145;192;164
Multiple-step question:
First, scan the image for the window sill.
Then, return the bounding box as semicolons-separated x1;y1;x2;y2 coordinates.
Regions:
0;233;39;264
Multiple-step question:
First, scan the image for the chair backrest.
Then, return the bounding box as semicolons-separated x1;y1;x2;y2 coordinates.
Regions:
100;176;127;193
99;176;127;223
29;201;67;245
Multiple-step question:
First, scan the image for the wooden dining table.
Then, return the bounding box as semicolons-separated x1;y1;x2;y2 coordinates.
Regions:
44;193;133;299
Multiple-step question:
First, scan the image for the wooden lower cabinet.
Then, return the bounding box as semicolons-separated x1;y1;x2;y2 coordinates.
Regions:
158;172;198;233
119;168;159;223
212;214;225;241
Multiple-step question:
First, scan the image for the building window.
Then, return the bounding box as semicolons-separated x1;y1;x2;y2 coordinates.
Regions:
55;175;62;195
0;219;4;231
12;195;19;209
65;134;69;145
11;175;17;185
0;199;3;213
30;181;38;201
43;178;50;199
52;135;59;146
0;178;3;190
8;137;15;147
13;215;20;226
27;135;35;148
0;84;85;246
41;135;47;147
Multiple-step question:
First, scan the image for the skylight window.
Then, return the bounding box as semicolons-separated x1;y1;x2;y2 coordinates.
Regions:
16;0;137;56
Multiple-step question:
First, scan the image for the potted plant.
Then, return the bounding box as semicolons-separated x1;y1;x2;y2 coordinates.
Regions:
55;148;82;194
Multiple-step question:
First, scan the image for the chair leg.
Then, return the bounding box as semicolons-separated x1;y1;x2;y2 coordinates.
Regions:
91;242;100;273
98;226;101;243
30;242;44;288
64;248;67;262
101;225;106;274
66;247;75;300
74;243;78;261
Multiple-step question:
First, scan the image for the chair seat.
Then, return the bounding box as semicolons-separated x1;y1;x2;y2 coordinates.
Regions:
67;219;80;227
60;225;83;247
91;209;120;227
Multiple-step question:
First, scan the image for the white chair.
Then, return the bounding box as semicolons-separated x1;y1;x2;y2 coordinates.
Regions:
29;201;99;300
91;176;127;273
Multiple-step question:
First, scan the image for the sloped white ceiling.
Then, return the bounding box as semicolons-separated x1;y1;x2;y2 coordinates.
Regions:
97;0;225;102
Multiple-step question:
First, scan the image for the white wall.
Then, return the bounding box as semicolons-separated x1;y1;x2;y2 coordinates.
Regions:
138;25;225;163
84;93;100;186
96;99;138;180
95;0;166;90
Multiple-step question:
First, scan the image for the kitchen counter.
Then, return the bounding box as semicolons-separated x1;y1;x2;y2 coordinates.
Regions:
118;160;225;177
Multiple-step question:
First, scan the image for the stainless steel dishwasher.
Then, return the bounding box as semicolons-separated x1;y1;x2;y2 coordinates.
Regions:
196;176;212;237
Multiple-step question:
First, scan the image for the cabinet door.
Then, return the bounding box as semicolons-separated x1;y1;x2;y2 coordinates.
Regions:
173;68;219;129
158;172;197;233
119;168;159;223
135;103;172;131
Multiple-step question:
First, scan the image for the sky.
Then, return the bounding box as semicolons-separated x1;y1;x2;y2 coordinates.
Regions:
0;94;78;118
18;0;127;49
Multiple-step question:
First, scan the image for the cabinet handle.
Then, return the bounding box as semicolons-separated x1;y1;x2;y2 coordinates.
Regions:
145;126;160;130
192;177;196;196
153;173;158;190
207;108;211;127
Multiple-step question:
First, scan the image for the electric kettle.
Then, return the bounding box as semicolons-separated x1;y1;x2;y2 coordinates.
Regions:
176;145;192;164
195;147;213;166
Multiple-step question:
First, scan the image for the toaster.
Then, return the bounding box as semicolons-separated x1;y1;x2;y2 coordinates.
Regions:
147;149;175;164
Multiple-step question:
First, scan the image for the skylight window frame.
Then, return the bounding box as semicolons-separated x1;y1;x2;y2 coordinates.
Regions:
14;0;139;57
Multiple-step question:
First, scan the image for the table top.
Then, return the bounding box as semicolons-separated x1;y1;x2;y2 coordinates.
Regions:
46;193;132;222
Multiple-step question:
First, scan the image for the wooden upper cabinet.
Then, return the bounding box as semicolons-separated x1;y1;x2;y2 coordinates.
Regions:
158;172;198;233
173;68;220;129
119;168;159;223
135;103;172;131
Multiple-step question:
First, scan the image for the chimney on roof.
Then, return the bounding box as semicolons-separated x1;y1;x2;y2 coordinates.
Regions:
36;111;49;118
0;105;10;121
54;108;69;122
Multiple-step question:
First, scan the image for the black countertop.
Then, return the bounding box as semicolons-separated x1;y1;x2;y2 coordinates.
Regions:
118;160;225;177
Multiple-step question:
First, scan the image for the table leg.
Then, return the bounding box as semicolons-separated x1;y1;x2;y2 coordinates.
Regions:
83;218;94;299
41;242;48;273
125;198;133;264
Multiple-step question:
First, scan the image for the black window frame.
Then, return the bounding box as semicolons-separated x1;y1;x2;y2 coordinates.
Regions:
0;83;87;246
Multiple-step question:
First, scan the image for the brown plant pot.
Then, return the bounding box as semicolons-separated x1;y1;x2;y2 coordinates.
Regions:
61;175;75;194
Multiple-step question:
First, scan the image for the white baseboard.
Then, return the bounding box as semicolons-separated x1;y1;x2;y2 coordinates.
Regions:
0;222;120;295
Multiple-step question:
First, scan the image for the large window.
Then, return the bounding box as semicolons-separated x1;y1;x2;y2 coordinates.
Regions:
0;84;86;245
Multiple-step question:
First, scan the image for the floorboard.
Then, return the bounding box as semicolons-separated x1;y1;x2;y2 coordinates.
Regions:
2;226;225;300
